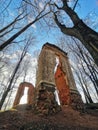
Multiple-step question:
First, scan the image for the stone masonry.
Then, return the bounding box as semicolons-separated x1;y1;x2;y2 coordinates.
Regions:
13;43;84;114
55;63;70;105
33;43;84;114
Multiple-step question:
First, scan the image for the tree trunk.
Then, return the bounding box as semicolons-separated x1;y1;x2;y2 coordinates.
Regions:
74;20;98;67
54;1;98;66
0;48;26;110
0;89;10;110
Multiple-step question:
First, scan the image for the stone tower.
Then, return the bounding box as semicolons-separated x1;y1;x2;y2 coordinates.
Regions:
33;43;83;114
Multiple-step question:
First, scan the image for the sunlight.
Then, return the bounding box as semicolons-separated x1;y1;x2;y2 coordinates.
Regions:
54;90;60;105
54;56;59;73
19;87;28;104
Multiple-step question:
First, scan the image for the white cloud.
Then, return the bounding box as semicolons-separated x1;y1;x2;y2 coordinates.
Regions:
0;50;37;87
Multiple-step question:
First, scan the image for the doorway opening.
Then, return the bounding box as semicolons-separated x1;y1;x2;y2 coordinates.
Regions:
19;87;28;104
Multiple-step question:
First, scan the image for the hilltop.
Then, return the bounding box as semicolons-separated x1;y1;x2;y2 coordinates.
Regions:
0;104;98;130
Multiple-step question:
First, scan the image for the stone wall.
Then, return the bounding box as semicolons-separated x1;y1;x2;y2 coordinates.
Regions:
36;46;56;87
60;54;78;92
34;43;84;113
33;82;61;115
36;43;79;94
55;63;70;105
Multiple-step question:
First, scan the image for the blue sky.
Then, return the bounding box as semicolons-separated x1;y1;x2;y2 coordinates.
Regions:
37;0;98;45
37;0;98;48
75;0;98;18
1;0;98;106
0;0;98;50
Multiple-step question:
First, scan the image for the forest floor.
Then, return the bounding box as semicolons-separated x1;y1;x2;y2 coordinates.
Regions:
0;104;98;130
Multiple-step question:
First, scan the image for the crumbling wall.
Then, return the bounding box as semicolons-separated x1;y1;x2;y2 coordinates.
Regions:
60;55;78;93
33;44;61;114
55;63;70;105
34;43;84;112
13;82;34;107
36;46;56;87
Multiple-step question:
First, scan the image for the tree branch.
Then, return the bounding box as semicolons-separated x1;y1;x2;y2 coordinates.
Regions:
0;11;50;51
0;12;28;33
53;13;77;36
73;0;78;10
62;0;80;25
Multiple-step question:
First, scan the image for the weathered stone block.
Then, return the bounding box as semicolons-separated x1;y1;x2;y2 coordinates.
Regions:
33;82;61;115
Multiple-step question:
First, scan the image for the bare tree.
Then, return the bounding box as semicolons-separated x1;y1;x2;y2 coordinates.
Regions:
0;1;50;50
70;40;98;101
73;64;93;104
0;35;34;110
57;36;98;103
52;0;98;66
0;0;98;67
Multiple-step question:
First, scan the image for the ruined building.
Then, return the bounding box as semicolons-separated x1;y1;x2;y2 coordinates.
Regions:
33;43;83;114
13;43;83;114
13;82;34;107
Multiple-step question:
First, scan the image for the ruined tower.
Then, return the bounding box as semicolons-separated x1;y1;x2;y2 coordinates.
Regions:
33;43;83;114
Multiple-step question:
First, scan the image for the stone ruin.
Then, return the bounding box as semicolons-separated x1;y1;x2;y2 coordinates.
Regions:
13;82;34;107
33;43;84;114
13;43;84;114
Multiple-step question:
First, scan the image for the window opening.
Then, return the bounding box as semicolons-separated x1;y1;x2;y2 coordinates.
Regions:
19;87;29;104
54;56;61;105
54;88;61;105
54;56;60;73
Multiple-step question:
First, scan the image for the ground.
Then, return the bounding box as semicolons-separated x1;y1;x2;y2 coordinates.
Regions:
0;104;98;130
